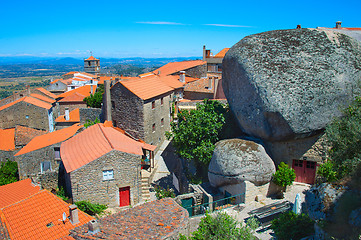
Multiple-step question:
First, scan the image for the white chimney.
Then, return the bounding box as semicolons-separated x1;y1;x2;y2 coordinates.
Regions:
90;84;94;95
65;108;70;121
179;71;185;83
69;204;79;224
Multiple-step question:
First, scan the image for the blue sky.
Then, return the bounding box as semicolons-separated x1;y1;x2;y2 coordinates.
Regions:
0;0;360;58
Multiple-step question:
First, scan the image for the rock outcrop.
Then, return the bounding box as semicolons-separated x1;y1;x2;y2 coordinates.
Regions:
208;139;275;187
223;28;361;141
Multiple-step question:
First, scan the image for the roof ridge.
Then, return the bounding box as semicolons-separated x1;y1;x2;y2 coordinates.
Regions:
0;189;45;210
97;124;115;150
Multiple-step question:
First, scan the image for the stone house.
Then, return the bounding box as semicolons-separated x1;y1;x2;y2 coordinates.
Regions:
60;123;156;207
47;79;68;95
0;96;55;132
203;46;229;77
14;124;81;190
0;87;56;108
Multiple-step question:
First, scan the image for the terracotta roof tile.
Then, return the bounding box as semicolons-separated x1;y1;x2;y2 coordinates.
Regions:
0;128;15;151
61;123;155;173
30;93;55;104
214;48;230;58
0;96;52;111
85;56;99;61
15;126;47;147
152;60;206;76
58;92;86;103
55;109;80;123
119;76;174;100
0;190;94;240
14;124;81;156
57;85;94;99
70;198;188;240
0;179;40;208
63;71;78;76
35;88;57;99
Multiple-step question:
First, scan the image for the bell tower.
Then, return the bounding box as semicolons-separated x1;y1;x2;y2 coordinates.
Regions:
84;52;100;75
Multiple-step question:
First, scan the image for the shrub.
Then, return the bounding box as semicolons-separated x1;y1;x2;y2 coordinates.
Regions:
0;160;19;186
84;117;100;128
181;212;256;240
273;162;296;189
56;187;69;202
317;160;337;182
75;201;107;216
154;185;175;199
271;211;314;240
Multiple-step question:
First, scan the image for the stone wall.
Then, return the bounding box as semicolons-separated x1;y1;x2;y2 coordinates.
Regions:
59;102;87;115
183;91;214;100
79;108;102;124
110;83;145;139
177;64;207;79
0;150;17;163
31;88;55;100
16;143;61;183
0;101;50;131
69;150;141;207
143;93;172;146
38;170;58;190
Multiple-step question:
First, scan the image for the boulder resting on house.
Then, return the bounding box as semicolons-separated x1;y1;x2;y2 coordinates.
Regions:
222;28;361;141
208;139;276;187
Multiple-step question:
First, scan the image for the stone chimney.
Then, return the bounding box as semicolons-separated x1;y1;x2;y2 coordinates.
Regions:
65;107;70;121
179;71;186;83
203;45;206;61
104;80;112;122
208;77;213;89
296;25;301;29
88;220;100;234
69;204;79;224
336;21;342;29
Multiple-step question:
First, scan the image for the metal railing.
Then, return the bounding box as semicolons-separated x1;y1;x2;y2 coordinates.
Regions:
182;193;245;218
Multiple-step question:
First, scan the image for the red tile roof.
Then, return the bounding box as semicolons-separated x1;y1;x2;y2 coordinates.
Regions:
119;76;175;100
152;60;206;76
0;190;94;240
35;88;57;99
61;123;156;173
55;109;80;123
57;85;94;99
0;179;40;208
214;48;230;58
0;128;15;151
58;92;86;103
15;126;47;147
30;93;55;104
69;198;188;240
85;56;99;61
0;96;52;111
14;124;81;156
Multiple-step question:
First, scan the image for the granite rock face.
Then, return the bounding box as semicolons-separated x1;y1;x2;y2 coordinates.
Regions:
223;28;361;141
208;139;276;187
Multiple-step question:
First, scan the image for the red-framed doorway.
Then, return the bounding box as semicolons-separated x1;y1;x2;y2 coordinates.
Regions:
119;186;130;207
292;159;317;184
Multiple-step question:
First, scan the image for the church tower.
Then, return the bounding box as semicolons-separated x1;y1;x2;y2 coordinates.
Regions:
84;53;100;75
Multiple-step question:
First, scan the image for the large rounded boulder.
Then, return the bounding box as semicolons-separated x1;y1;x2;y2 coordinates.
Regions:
223;28;361;141
208;139;276;187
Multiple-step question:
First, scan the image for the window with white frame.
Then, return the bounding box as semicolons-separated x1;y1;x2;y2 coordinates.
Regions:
103;170;114;180
54;147;60;159
41;161;51;173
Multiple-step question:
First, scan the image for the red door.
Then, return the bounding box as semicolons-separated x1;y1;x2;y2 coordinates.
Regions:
292;160;316;184
119;186;130;207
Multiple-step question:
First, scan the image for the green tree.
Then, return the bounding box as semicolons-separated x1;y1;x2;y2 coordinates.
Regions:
180;212;256;240
326;96;361;179
84;84;104;108
167;99;226;176
84;117;100;128
272;162;296;189
0;160;19;186
271;211;314;240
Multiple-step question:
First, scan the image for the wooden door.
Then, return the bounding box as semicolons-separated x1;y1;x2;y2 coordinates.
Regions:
119;186;130;207
292;160;316;184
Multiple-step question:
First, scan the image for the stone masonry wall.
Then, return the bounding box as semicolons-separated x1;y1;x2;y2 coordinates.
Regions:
0;150;17;163
16;143;61;183
183;91;214;100
59;102;87;115
79;108;102;124
0;101;50;131
143;93;172;147
69;150;141;207
110;83;145;139
174;64;207;79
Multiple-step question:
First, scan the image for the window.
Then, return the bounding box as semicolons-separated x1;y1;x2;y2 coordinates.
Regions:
161;97;164;106
152;123;155;132
54;147;60;159
25;115;29;119
103;170;114;180
152;101;155;109
161;118;164;127
41;161;51;173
